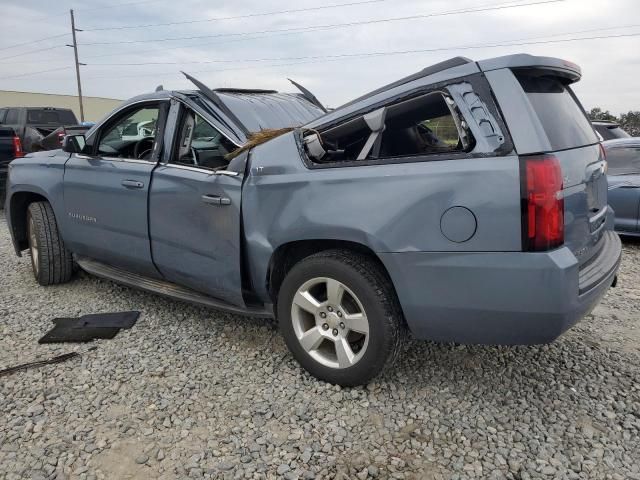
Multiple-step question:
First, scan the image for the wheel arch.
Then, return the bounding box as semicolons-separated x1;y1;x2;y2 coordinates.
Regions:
265;239;399;307
7;189;51;255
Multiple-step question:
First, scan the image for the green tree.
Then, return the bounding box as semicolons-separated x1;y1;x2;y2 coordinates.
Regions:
587;107;618;122
619;111;640;136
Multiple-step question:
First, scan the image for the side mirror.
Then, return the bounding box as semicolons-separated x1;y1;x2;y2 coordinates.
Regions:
62;134;86;154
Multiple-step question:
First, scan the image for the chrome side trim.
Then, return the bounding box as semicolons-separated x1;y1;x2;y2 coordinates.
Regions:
161;163;210;174
101;156;155;165
74;154;155;165
160;163;239;176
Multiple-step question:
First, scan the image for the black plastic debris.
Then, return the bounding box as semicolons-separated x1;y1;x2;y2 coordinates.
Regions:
0;346;97;378
39;311;140;344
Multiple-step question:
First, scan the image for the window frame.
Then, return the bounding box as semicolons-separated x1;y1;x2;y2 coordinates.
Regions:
299;74;513;170
91;100;168;163
164;101;238;173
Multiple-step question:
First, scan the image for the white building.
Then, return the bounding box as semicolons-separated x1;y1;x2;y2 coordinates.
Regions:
0;90;122;123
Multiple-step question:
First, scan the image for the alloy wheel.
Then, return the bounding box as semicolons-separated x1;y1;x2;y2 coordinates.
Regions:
28;215;39;276
290;277;370;369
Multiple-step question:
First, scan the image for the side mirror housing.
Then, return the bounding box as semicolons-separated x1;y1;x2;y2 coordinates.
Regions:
62;134;86;154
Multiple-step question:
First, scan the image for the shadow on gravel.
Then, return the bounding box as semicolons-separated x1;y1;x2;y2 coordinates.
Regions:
620;234;640;246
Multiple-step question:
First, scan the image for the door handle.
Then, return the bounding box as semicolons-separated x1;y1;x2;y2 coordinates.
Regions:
201;194;231;206
121;179;144;189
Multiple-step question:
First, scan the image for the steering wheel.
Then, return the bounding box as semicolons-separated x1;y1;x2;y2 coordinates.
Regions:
133;137;155;160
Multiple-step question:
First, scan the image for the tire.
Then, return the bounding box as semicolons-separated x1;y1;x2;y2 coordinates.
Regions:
26;201;74;286
277;249;404;386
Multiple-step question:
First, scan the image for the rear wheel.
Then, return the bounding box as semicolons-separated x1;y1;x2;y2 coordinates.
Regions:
277;249;403;386
27;202;73;286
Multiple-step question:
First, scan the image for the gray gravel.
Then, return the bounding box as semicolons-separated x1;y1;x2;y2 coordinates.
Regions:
1;210;639;480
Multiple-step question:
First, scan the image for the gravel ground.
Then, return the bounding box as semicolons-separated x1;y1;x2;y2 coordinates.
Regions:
1;211;639;480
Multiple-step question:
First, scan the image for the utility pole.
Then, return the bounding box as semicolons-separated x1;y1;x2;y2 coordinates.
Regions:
68;9;85;122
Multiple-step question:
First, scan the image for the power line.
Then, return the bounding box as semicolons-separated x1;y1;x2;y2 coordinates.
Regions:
78;0;566;61
4;21;639;68
19;0;164;23
82;25;344;60
83;31;640;80
0;33;69;52
0;45;67;62
74;0;164;13
0;66;72;81
77;0;566;46
82;0;391;31
86;25;640;67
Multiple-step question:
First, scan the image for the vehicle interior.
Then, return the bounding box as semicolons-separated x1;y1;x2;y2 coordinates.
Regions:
97;105;160;160
172;108;236;170
304;91;473;164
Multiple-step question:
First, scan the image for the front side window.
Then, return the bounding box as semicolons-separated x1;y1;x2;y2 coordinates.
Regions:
97;105;160;160
172;109;236;170
304;91;473;164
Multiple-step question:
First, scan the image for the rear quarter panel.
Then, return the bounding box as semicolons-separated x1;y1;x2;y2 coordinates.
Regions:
243;132;522;300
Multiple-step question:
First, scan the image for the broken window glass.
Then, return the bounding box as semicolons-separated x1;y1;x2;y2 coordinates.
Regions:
305;91;474;164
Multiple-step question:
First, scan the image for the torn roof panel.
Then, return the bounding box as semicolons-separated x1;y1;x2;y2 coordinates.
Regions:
213;91;324;133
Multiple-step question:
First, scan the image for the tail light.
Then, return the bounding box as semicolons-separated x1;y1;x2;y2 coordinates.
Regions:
58;131;65;146
521;155;564;251
12;135;24;158
599;143;608;173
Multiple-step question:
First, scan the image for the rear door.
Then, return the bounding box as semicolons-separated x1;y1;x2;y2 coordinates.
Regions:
148;100;246;306
485;66;606;266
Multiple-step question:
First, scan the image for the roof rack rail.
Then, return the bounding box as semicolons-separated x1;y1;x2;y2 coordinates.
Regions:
338;56;473;109
214;88;278;94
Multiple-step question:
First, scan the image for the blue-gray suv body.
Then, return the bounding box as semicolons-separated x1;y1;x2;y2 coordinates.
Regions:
5;54;621;386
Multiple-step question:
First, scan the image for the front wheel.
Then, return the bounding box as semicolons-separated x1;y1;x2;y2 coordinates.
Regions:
277;249;404;386
27;201;74;286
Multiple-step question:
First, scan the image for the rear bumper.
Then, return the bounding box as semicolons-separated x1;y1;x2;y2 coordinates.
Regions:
379;230;621;345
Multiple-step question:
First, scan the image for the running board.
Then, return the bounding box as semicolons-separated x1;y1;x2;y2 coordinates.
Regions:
75;257;272;318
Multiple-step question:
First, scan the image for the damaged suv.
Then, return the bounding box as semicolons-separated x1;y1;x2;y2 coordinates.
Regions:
5;54;621;386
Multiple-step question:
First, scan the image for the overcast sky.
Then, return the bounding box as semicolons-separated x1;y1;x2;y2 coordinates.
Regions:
0;0;638;113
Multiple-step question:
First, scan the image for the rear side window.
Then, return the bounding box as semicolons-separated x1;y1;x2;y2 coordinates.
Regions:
27;109;77;125
305;91;474;164
516;73;598;151
0;108;6;123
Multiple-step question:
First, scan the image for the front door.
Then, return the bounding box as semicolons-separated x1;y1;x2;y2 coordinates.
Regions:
63;101;168;277
148;103;245;306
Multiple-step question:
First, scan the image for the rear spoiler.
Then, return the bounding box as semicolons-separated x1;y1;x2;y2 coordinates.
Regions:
477;54;581;83
477;53;582;83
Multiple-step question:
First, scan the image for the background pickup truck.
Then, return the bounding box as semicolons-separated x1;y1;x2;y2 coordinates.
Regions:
0;126;23;209
5;55;621;386
0;106;84;153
